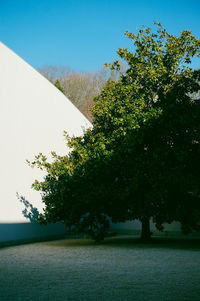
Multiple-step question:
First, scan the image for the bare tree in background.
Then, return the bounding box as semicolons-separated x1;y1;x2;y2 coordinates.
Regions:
38;63;127;122
38;65;71;83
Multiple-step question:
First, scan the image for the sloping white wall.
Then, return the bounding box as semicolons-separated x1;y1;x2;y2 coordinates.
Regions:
0;42;91;242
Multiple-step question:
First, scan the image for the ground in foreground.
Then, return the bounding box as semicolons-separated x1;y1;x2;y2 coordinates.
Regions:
0;236;200;301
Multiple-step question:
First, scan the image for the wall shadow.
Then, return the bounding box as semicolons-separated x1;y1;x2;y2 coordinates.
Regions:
0;222;66;244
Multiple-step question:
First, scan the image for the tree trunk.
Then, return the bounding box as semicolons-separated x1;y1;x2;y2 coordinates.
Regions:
141;217;151;241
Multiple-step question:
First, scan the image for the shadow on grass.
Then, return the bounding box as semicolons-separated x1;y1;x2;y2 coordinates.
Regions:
45;235;200;251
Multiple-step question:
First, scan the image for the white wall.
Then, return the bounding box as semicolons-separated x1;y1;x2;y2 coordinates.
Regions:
0;42;91;242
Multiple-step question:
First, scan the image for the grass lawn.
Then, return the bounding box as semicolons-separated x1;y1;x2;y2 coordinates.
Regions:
0;235;200;300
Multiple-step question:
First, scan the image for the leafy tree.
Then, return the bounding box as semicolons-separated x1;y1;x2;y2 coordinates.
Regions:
30;22;200;241
90;22;200;239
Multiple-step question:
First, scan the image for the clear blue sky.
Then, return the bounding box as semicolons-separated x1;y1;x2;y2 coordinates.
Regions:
0;0;200;72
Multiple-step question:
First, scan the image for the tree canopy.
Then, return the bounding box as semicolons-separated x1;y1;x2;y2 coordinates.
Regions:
29;22;200;241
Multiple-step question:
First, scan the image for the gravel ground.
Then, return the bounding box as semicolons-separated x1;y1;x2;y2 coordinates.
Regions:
0;236;200;301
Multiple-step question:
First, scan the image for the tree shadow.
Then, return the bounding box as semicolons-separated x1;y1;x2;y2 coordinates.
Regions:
45;235;200;251
17;193;39;223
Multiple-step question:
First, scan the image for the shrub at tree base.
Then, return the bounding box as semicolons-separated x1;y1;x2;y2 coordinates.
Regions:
29;22;200;241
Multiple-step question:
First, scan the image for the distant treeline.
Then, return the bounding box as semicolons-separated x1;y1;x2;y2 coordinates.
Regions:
38;64;126;122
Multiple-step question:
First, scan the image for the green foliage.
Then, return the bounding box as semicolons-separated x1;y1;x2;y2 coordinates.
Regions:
54;80;65;93
30;22;200;241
